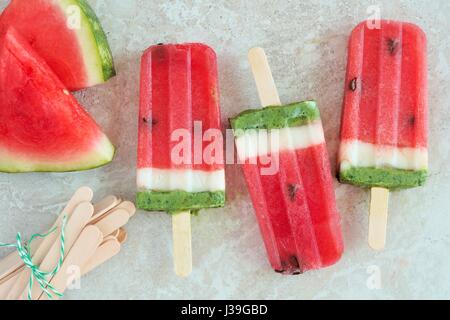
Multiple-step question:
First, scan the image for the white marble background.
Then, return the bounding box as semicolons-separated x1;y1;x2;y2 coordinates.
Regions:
0;0;449;300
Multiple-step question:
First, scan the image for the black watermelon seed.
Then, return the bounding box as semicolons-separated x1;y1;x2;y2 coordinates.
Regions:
289;256;300;268
287;184;299;202
142;117;158;127
387;38;400;55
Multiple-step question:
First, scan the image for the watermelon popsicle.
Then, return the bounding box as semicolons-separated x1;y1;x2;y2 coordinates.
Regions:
136;43;225;276
338;20;428;250
230;48;343;274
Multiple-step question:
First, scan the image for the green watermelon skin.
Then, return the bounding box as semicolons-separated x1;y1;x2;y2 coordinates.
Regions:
0;0;116;91
0;28;115;173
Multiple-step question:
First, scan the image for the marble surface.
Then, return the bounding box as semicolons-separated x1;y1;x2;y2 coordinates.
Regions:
0;0;449;300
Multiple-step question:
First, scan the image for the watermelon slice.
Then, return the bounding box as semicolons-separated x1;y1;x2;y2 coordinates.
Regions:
0;28;115;173
0;0;115;91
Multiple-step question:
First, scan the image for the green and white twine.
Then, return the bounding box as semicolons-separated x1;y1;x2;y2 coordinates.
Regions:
0;216;68;300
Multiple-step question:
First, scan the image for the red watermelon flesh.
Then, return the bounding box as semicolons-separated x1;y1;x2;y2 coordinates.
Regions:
0;27;115;172
0;0;116;91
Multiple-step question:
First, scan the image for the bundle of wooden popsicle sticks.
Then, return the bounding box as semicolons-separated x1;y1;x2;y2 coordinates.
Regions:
0;186;135;300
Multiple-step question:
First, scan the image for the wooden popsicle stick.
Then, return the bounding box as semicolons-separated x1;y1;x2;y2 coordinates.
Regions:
0;187;93;282
88;200;134;225
0;199;130;286
0;265;21;288
93;195;120;213
82;229;127;275
30;187;94;259
38;226;103;300
0;251;25;283
107;229;120;239
91;195;121;223
12;202;94;300
43;187;93;233
0;193;133;299
117;201;136;217
369;187;390;250
100;235;117;245
116;228;127;244
248;47;282;107
93;209;130;237
172;211;192;277
0;197;115;285
0;264;24;298
0;270;21;299
82;239;121;275
104;228;127;243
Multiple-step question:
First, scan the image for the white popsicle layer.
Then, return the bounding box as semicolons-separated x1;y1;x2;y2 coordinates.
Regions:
339;140;428;171
137;168;225;193
235;121;325;161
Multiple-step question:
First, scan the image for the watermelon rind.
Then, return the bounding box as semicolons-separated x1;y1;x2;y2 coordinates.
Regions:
58;0;116;86
0;135;115;173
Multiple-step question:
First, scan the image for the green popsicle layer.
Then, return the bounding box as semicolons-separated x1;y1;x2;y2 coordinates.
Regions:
230;100;320;135
339;167;427;190
136;190;225;213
